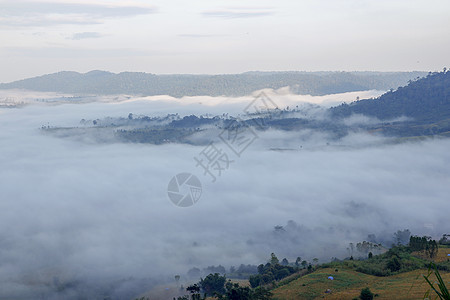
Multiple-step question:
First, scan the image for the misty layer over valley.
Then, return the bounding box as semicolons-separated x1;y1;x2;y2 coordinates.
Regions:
0;71;449;299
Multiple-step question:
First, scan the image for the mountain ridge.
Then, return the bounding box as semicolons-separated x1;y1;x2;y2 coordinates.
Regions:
0;70;427;97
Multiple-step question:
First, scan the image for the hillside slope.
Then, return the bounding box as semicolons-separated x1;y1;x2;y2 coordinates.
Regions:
272;267;450;300
331;71;450;123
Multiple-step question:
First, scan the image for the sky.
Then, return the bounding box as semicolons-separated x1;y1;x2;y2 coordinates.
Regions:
1;0;450;82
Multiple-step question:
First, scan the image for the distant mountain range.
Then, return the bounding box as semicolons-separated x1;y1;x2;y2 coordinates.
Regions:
0;70;427;97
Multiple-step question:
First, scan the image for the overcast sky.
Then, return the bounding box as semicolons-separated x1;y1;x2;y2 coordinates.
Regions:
1;0;449;82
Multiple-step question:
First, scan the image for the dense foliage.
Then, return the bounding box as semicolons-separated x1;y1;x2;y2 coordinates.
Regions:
323;237;450;277
175;275;272;300
249;253;299;288
199;273;226;296
409;236;439;258
331;70;450;123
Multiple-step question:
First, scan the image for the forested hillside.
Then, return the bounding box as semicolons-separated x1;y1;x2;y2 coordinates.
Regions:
331;70;450;122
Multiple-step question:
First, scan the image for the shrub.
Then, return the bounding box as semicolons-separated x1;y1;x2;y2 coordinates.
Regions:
386;257;401;272
360;287;374;300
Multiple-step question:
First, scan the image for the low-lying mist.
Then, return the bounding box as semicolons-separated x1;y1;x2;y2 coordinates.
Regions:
0;89;448;299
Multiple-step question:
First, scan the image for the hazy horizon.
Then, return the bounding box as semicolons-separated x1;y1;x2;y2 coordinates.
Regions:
1;0;449;82
1;69;434;85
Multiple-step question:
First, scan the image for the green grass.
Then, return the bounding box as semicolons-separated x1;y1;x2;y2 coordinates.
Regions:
271;267;450;300
271;245;450;299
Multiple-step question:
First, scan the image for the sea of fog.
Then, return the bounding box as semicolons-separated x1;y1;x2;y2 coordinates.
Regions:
0;89;449;299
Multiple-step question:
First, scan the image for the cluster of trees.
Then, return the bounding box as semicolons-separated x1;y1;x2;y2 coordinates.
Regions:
409;236;439;258
248;253;304;288
184;253;314;294
327;234;448;277
325;246;416;276
112;110;338;144
175;274;272;300
81;113;182;127
347;241;384;258
200;273;226;295
115;128;198;144
184;252;323;293
216;283;272;300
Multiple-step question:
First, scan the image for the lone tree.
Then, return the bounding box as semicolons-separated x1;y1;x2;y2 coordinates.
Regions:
301;260;308;269
359;287;374;300
270;253;279;265
394;229;411;245
387;257;401;272
199;273;226;296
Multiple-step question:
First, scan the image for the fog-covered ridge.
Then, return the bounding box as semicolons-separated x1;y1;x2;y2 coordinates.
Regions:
0;70;427;97
36;71;450;146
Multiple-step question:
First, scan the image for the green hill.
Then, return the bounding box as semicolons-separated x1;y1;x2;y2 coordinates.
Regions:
272;268;450;300
271;245;450;300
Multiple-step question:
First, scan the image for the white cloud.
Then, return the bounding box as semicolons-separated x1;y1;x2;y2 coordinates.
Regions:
201;8;276;18
1;47;171;58
0;0;157;27
1;0;449;82
70;32;103;40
